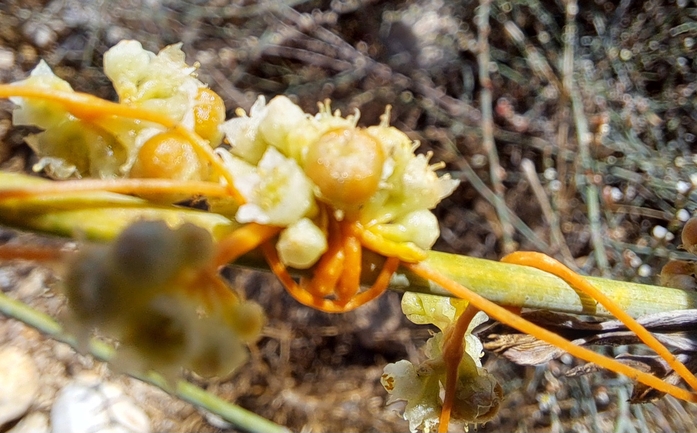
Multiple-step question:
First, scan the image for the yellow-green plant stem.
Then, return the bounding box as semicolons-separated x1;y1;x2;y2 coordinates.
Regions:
0;172;239;241
0;290;290;433
1;171;696;318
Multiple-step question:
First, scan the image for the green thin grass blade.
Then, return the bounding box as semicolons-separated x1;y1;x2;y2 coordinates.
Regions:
0;290;290;433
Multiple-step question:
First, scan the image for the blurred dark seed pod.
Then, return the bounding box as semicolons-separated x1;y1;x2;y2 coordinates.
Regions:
63;246;122;324
659;260;697;291
107;220;181;290
118;295;197;372
225;301;266;343
681;217;697;255
174;222;215;269
187;320;248;378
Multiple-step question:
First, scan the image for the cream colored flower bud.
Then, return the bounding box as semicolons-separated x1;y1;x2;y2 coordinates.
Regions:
277;218;328;269
259;96;308;155
103;40;154;101
220;96;269;164
379;210;440;250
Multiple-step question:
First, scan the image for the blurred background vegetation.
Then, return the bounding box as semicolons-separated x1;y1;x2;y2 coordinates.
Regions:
1;0;697;432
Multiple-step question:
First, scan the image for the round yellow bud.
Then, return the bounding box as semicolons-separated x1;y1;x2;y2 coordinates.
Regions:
682;217;697;255
193;88;226;147
130;131;208;181
304;128;384;209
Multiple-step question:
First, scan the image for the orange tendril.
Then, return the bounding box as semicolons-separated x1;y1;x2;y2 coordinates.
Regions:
335;221;362;302
214;223;282;267
261;241;399;313
0;179;229;200
438;303;480;433
502;251;697;393
404;261;697;403
0;85;245;204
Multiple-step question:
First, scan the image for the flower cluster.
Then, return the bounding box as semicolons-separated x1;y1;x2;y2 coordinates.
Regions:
218;96;460;268
11;40;224;180
381;293;501;433
63;220;265;381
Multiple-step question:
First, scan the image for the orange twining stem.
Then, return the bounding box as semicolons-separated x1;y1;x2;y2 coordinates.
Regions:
0;244;64;262
404;261;697;403
260;241;399;313
503;251;697;393
438;303;480;433
335;221;362;302
302;215;345;298
180;266;240;309
342;256;400;310
0;85;246;204
214;223;282;267
0;179;230;200
302;245;345;299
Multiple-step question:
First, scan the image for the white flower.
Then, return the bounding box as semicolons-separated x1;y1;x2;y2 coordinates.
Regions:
402;152;460;211
382;360;441;433
259;95;309;159
382;293;500;432
9;41;216;179
402;293;488;366
10;61;133;178
220;96;270;164
104;40;201;122
235;147;315;226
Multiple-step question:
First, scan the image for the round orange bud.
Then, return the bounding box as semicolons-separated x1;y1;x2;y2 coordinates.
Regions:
304;128;384;210
193;88;226;147
660;260;697;291
130;131;208;181
683;217;697;254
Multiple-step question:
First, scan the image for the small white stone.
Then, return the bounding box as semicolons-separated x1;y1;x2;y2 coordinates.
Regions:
652;225;668;239
203;411;233;429
0;347;39;425
51;380;150;433
0;48;15;69
51;383;109;433
610;187;623;202
16;268;48;300
638;264;652;277
543;167;557;181
677;180;691;194
8;412;49;433
677;209;691;222
107;400;150;433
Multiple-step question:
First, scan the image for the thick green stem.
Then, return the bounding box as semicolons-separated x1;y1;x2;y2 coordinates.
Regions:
1;171;695;319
